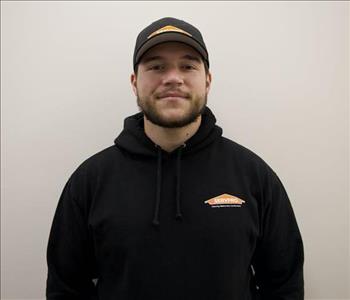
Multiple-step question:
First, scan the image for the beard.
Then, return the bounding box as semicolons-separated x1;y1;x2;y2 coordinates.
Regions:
136;93;207;129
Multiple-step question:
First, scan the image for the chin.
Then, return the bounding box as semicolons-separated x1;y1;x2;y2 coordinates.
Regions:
160;108;186;118
154;111;200;128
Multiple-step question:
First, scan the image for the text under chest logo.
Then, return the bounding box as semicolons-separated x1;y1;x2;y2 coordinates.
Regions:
205;193;246;208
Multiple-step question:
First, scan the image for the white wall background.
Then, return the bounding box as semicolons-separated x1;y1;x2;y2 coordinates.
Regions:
1;1;349;299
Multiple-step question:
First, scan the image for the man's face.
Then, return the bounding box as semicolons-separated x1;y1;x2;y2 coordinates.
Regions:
131;42;212;128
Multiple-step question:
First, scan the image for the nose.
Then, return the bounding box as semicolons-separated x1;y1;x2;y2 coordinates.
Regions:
161;68;184;86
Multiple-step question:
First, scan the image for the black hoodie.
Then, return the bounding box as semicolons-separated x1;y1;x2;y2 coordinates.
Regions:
46;106;304;300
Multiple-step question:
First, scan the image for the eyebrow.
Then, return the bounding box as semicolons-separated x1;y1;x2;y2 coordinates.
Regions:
141;54;202;64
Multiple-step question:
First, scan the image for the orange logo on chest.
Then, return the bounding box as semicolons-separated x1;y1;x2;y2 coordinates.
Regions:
205;194;245;207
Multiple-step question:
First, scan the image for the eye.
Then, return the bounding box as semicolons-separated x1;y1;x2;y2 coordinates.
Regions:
148;64;164;71
183;65;196;70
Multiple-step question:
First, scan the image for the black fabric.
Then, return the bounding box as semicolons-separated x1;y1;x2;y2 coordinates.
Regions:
46;106;304;299
152;145;162;226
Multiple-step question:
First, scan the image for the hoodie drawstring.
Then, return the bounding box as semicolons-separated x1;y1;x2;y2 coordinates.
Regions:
152;146;162;226
152;144;185;226
175;145;185;220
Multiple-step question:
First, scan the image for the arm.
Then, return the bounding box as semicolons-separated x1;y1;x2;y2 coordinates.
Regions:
252;165;304;299
46;172;98;300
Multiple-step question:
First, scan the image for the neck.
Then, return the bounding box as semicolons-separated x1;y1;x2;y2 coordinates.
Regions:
144;115;202;153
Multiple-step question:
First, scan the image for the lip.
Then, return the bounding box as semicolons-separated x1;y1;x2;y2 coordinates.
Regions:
158;92;188;99
160;96;187;102
161;95;186;99
163;93;184;97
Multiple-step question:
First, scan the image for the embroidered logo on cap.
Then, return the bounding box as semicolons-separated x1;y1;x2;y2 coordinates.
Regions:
205;194;246;208
147;25;192;39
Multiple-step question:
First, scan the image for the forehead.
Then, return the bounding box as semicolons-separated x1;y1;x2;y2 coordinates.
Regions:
140;41;203;62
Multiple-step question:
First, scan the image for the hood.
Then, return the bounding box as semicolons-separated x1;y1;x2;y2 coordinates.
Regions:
114;106;223;226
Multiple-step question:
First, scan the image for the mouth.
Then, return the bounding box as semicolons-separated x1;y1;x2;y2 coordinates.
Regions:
160;96;187;101
157;91;188;100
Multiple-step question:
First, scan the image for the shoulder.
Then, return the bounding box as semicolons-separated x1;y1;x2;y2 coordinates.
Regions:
220;136;270;169
60;145;120;205
219;136;289;203
78;145;118;168
218;136;280;184
67;145;121;184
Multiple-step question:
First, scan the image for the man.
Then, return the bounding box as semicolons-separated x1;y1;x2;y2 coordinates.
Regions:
46;17;304;299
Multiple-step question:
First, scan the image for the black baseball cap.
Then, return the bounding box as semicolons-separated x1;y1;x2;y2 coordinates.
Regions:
133;17;209;72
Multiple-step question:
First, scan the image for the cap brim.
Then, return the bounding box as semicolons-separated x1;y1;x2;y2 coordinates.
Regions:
135;32;208;66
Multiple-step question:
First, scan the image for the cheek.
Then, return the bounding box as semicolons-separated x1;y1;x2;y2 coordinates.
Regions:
192;78;208;94
137;77;160;96
187;72;207;88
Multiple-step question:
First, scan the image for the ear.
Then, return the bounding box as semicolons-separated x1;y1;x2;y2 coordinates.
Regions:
130;73;137;96
205;71;212;94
